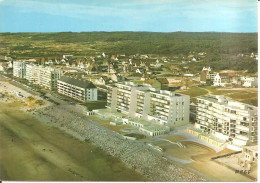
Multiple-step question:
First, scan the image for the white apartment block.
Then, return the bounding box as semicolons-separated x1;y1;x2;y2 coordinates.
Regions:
13;61;28;78
107;82;190;128
57;76;98;102
25;64;37;83
20;64;62;90
195;95;257;149
34;66;62;90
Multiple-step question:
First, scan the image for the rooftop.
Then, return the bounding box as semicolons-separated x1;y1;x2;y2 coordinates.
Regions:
59;76;96;89
198;95;257;111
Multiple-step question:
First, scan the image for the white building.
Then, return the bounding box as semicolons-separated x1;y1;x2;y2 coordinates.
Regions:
25;64;37;83
194;95;257;150
13;61;28;78
241;77;258;88
33;66;62;90
213;73;223;86
57;76;98;102
107;82;190;129
23;64;62;90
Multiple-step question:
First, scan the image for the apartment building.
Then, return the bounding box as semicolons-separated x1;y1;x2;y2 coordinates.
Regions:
107;82;190;128
37;66;61;90
25;64;37;83
195;95;257;149
57;76;97;102
13;61;28;78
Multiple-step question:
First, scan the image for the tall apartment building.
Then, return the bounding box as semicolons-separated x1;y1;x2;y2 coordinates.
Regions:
57;76;98;102
107;82;190;128
33;66;62;90
25;64;37;83
17;64;62;90
195;95;257;149
13;61;28;78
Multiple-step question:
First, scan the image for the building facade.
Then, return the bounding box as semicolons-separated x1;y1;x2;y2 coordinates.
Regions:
57;76;98;102
13;61;28;78
238;145;258;170
195;95;258;149
34;66;62;90
25;64;37;83
107;82;190;128
241;77;258;88
200;66;215;84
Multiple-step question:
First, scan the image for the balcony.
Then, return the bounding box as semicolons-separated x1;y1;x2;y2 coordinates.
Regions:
236;125;249;132
236;134;249;141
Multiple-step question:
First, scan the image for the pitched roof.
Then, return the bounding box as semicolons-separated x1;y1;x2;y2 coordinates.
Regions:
101;76;110;81
200;70;208;81
157;78;169;84
59;76;96;89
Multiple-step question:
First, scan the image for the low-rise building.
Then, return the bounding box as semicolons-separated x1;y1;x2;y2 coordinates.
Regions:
200;66;215;84
57;76;98;102
213;72;238;87
241;77;258;88
194;95;257;150
238;145;258;170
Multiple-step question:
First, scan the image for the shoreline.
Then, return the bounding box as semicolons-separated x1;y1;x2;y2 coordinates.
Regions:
31;104;206;181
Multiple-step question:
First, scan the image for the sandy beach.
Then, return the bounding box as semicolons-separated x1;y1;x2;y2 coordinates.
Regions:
0;101;148;181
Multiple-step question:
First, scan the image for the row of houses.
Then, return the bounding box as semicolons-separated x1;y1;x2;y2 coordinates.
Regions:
13;61;98;102
200;67;258;87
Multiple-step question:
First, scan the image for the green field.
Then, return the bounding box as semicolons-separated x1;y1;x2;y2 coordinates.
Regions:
0;32;258;73
177;86;258;106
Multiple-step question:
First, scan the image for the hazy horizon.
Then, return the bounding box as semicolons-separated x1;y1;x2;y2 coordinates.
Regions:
0;31;258;34
0;0;257;33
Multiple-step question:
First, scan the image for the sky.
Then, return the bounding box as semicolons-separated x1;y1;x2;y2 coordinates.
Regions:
0;0;258;33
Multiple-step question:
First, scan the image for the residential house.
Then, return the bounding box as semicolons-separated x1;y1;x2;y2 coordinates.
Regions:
213;72;238;87
241;77;258;88
110;73;125;82
96;76;111;85
141;74;153;81
200;66;215;84
157;78;169;90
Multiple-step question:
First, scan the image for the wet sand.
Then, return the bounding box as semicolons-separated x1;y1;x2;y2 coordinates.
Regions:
0;101;147;181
